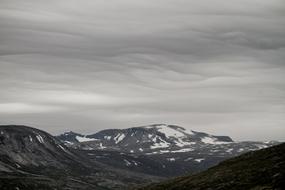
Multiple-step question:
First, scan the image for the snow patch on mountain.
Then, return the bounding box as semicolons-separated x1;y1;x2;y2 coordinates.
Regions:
76;136;97;142
257;144;269;149
171;148;194;153
175;138;195;147
150;135;170;149
36;135;44;143
167;158;176;162
104;136;112;140
114;133;125;144
156;125;186;138
150;141;170;149
124;159;131;166
64;141;74;145
99;143;106;149
194;158;205;163
201;136;231;145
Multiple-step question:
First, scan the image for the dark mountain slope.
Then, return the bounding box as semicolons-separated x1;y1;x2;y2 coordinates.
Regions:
138;143;285;190
0;125;96;175
0;125;159;190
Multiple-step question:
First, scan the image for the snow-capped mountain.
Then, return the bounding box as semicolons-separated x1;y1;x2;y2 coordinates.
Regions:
57;124;274;154
58;124;233;152
57;124;278;177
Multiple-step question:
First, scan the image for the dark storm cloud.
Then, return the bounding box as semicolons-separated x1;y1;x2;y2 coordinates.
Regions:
0;0;285;141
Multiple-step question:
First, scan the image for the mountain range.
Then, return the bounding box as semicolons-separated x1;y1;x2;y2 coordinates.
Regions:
0;124;281;190
0;125;160;190
57;124;278;177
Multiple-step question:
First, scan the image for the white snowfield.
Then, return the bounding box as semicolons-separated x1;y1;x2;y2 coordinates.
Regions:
174;138;196;147
155;124;193;138
201;136;231;145
150;135;170;149
144;124;197;149
142;124;233;151
76;136;97;142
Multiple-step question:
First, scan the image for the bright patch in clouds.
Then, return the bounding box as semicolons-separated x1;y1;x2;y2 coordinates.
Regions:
35;91;152;105
0;103;64;114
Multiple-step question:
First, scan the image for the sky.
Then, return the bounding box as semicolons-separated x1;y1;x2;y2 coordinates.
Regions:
0;0;285;141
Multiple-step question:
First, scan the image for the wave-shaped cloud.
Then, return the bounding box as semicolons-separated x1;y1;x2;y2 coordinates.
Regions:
0;0;284;141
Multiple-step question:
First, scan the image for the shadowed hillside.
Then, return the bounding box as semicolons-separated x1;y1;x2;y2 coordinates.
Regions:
138;143;285;190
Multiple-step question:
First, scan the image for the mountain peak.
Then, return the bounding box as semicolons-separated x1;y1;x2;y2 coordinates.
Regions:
57;124;235;153
138;124;194;135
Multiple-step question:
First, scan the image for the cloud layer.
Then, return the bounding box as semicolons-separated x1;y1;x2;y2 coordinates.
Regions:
0;0;285;140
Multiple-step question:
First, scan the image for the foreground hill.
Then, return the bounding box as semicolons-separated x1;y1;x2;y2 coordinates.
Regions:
138;143;285;190
57;124;278;177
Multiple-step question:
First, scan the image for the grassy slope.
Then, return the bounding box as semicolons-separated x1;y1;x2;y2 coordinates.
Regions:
138;143;285;190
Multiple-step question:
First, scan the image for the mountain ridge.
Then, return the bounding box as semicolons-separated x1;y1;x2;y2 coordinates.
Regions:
56;124;279;177
57;124;235;152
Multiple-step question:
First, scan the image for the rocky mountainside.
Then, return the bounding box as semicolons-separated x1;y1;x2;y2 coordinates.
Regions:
0;125;94;174
57;124;278;177
0;125;160;190
138;143;285;190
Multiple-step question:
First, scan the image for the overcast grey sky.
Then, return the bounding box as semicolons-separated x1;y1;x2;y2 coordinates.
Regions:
0;0;285;141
